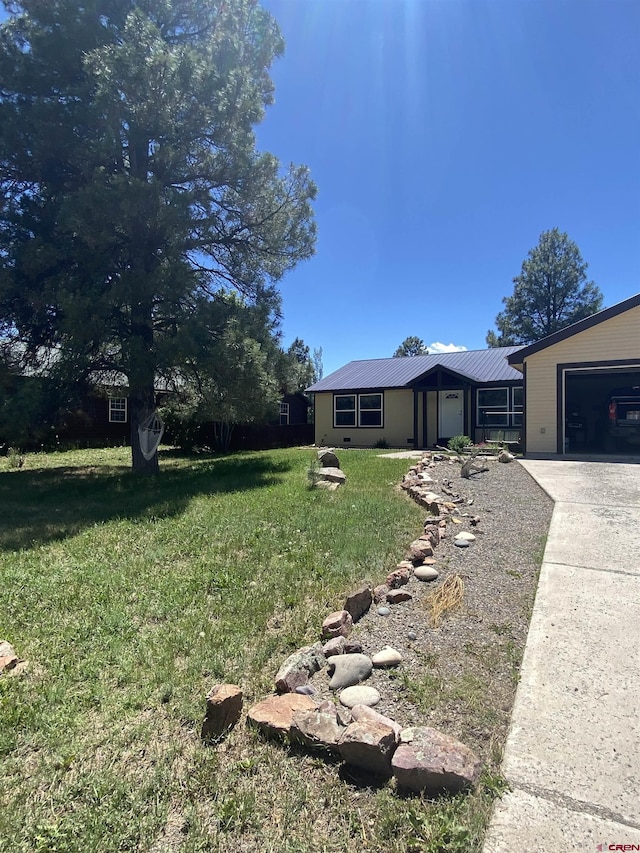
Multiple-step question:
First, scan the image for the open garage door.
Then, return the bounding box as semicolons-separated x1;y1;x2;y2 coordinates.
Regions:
563;366;640;454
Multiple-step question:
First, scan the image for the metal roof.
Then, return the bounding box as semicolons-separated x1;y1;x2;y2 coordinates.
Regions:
307;346;524;392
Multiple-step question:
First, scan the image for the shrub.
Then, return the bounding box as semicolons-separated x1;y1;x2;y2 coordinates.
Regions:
447;435;472;454
373;438;390;449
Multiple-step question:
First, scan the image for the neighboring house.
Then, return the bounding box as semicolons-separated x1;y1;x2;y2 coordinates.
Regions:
308;292;640;457
277;392;311;426
508;291;640;456
307;347;524;450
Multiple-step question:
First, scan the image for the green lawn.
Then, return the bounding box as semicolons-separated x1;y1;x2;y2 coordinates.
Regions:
0;446;503;853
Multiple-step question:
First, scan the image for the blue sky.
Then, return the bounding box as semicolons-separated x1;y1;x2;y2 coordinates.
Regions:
1;2;638;377
258;0;640;375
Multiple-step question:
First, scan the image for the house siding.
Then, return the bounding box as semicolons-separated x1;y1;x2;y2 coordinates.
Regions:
314;389;415;448
523;304;640;453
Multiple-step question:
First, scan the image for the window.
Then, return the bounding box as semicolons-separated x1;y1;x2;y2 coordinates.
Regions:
334;393;383;428
279;402;289;426
476;387;523;427
109;397;127;423
359;393;383;426
513;386;523;426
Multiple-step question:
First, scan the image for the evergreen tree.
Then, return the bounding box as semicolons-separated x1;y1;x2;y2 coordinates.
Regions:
393;336;429;357
486;229;602;346
0;0;316;472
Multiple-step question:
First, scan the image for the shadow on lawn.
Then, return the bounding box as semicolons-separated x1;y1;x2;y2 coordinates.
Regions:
0;453;292;552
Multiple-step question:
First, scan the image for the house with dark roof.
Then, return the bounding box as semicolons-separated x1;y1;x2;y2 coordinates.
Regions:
508;291;640;455
307;347;524;449
308;292;640;456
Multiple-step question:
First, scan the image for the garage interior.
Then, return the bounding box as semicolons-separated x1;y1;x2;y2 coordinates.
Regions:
564;367;640;453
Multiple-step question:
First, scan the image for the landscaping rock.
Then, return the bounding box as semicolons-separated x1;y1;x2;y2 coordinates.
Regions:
386;589;413;604
454;531;476;542
372;646;403;667
318;449;339;468
344;584;372;622
414;566;439;581
406;539;434;562
338;686;381;708
328;653;373;690
454;538;470;548
392;726;482;793
343;637;364;654
291;704;343;751
247;694;316;738
376;606;390;616
275;642;325;693
407;631;418;641
498;450;515;463
321;610;353;639
337;720;397;778
386;566;411;588
322;636;346;658
295;684;317;695
373;584;389;603
350;704;403;742
201;684;243;740
320;466;346;484
0;640;18;674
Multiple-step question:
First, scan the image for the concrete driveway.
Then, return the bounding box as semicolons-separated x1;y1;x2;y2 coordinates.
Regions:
484;459;640;852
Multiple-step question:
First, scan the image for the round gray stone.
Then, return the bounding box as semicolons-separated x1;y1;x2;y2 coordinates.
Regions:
377;606;391;616
328;653;373;690
454;539;470;548
414;566;439;581
407;631;417;641
338;685;381;708
372;646;403;667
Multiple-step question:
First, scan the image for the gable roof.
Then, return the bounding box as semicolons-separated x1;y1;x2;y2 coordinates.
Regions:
507;292;640;365
307;346;523;393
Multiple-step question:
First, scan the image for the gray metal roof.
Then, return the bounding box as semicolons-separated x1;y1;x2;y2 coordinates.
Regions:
307;346;524;392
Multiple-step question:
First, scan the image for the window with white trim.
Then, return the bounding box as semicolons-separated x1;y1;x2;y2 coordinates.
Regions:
476;387;522;427
334;393;383;428
109;397;127;423
279;402;290;425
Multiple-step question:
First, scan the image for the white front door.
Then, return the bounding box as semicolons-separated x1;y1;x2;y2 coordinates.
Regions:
439;390;464;438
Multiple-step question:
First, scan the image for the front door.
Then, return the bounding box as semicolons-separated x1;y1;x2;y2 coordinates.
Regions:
439;390;464;438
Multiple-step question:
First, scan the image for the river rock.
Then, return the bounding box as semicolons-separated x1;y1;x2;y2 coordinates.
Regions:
201;684;243;741
498;450;515;463
392;726;482;793
414;566;439;581
322;610;353;639
454;539;470;548
454;531;476;542
338;685;381;708
376;606;390;616
337;720;397;778
386;589;412;604
275;642;325;693
372;646;403;667
328;653;373;690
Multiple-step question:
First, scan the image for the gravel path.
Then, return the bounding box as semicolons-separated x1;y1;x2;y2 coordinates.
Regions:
310;454;554;765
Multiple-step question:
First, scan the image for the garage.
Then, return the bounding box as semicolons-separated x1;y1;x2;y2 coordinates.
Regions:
507;293;640;456
563;366;640;453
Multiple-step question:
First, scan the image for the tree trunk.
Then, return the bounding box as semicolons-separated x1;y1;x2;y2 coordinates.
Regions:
130;390;159;475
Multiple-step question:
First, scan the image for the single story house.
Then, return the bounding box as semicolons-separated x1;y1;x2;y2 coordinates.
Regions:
307;292;640;457
307;346;524;450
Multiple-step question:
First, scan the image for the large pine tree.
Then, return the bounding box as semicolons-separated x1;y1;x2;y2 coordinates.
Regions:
486;228;602;347
0;0;316;471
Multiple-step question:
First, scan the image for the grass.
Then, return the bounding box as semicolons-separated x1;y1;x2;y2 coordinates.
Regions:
0;446;506;852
